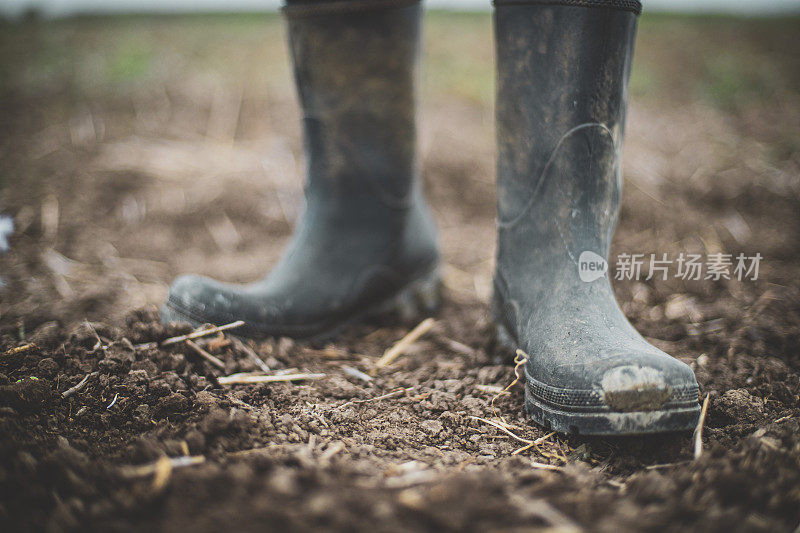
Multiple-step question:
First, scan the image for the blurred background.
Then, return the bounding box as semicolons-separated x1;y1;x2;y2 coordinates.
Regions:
2;0;800;17
0;0;798;337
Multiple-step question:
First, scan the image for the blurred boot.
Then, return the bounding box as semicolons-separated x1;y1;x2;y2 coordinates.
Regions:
163;0;440;340
492;0;700;435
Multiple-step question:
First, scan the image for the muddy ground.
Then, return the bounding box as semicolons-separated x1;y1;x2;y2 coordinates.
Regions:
1;12;799;533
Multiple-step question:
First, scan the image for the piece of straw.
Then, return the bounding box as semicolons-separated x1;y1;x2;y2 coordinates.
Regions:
693;393;710;460
217;372;325;386
185;339;226;370
512;431;556;456
491;349;528;422
342;366;373;382
122;455;206;477
530;461;563;471
162;320;245;346
376;318;435;368
470;416;533;445
336;387;415;410
2;344;37;356
231;337;270;373
135;320;245;349
61;372;98;398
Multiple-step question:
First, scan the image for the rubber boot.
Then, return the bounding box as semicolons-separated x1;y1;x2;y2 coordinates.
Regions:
162;0;440;340
492;0;700;435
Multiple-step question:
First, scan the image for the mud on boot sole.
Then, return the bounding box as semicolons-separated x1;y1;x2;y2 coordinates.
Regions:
495;323;701;436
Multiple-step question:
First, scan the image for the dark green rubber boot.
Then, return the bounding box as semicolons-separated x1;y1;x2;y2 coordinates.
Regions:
162;0;440;340
492;0;700;435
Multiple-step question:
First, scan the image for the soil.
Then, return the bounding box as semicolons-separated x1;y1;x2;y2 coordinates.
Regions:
1;12;800;533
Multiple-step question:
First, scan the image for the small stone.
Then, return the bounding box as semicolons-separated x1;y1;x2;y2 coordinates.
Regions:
421;419;443;436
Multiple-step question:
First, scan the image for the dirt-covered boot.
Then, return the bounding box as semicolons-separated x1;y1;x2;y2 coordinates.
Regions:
162;0;440;340
492;0;700;435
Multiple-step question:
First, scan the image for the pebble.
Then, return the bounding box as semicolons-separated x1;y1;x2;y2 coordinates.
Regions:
421;419;443;435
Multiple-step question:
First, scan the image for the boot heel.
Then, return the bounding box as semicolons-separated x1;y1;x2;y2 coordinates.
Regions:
376;268;442;322
494;322;517;352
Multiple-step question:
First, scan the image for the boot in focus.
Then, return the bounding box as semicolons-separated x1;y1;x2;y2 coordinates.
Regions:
492;0;701;435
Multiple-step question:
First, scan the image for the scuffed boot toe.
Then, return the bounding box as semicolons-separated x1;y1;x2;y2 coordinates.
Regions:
599;357;698;414
523;346;700;435
162;274;229;328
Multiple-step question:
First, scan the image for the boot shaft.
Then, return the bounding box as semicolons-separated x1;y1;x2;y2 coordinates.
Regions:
494;1;639;259
284;0;422;208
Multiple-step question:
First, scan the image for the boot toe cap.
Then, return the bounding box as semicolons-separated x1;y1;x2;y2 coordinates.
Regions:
529;348;699;412
161;275;305;336
599;359;698;412
162;274;233;326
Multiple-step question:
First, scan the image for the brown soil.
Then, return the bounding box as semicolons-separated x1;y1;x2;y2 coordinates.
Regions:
1;12;800;533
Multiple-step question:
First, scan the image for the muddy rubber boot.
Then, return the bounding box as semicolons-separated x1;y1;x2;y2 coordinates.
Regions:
162;0;440;340
492;0;700;435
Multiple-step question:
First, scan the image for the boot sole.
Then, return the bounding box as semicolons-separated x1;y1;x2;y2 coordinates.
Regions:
523;386;701;436
162;266;443;343
495;323;700;436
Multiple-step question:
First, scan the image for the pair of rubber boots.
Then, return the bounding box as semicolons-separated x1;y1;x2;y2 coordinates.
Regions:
162;0;701;435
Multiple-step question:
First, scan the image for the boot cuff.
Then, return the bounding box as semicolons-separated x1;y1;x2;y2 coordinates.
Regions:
283;0;420;18
493;0;642;15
